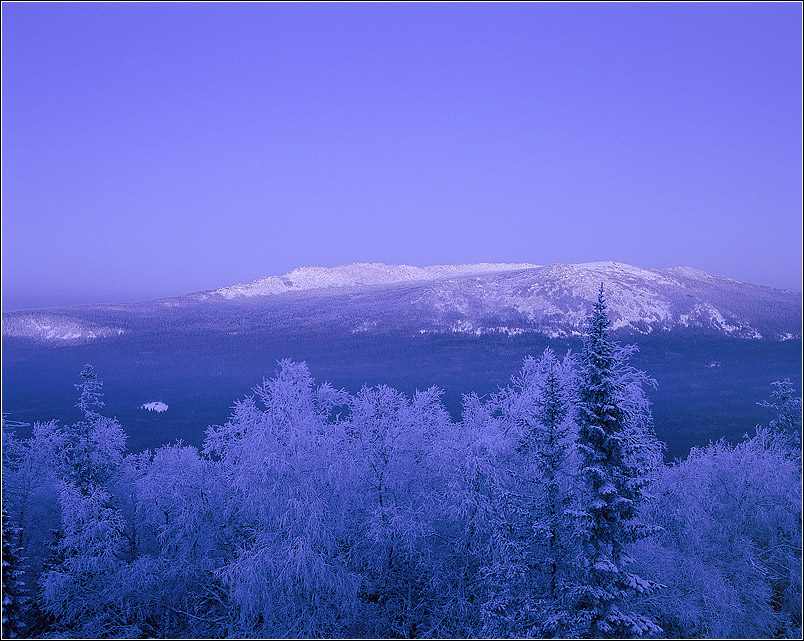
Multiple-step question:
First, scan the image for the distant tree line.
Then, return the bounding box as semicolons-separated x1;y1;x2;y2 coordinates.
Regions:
2;288;801;638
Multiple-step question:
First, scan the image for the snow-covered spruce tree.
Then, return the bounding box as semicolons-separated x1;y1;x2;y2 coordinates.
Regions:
2;506;29;638
564;285;662;638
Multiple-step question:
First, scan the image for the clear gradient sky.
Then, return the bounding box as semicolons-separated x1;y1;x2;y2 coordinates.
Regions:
2;2;802;310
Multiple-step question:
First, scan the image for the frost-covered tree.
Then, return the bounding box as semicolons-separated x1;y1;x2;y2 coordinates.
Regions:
1;421;68;580
6;341;799;639
2;419;71;636
432;391;507;637
68;365;127;490
345;383;453;638
474;350;577;637
522;349;576;604
203;360;356;637
137;445;221;566
758;378;802;450
38;366;129;636
636;425;802;638
75;364;104;417
564;285;662;638
133;444;230;637
112;451;154;562
40;484;125;635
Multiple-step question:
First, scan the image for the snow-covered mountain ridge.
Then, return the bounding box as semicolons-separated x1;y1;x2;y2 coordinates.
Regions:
203;261;762;301
208;262;541;299
193;260;799;340
2;261;800;342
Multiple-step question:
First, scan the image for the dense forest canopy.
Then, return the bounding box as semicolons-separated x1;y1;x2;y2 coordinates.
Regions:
2;290;801;639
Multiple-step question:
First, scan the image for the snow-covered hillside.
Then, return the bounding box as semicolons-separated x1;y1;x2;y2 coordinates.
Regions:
388;261;797;339
208;262;541;299
2;261;800;343
1;313;124;342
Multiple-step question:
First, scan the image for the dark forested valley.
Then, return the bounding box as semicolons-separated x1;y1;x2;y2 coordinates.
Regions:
3;326;800;462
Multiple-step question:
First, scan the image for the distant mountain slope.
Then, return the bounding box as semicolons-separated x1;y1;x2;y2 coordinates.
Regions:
207;262;541;299
3;262;801;343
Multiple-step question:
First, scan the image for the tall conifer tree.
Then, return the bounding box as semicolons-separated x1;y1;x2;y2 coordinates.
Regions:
567;285;662;638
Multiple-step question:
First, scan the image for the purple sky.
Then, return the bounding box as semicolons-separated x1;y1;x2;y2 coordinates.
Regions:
2;3;802;310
